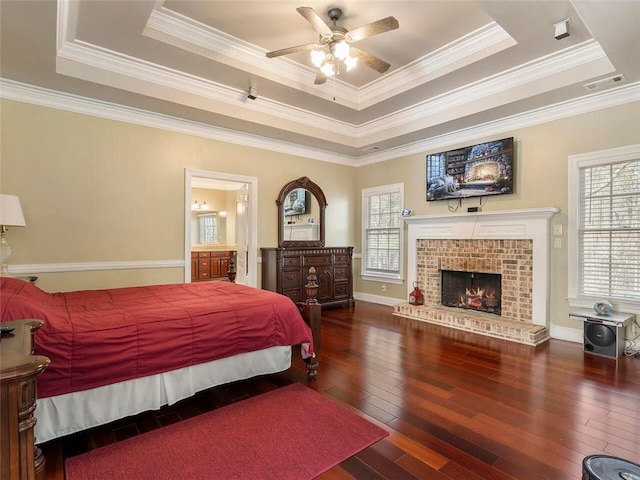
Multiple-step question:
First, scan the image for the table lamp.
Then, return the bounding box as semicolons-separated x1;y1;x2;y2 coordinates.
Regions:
0;194;26;276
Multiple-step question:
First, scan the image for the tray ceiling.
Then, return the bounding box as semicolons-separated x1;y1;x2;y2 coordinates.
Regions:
1;0;638;165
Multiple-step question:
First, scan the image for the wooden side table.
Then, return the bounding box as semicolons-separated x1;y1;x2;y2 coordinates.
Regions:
1;319;50;480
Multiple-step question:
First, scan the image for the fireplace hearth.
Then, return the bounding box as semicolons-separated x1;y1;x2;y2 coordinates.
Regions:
396;208;558;345
441;270;501;315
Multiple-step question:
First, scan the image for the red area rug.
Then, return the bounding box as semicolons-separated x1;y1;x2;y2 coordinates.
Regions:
65;383;388;480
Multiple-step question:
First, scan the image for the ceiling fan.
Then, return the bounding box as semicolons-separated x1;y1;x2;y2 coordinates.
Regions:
266;6;399;85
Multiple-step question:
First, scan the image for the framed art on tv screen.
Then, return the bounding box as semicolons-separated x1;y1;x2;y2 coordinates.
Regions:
426;137;514;201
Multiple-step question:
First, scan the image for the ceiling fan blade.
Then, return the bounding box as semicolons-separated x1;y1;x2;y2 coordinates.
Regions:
266;43;321;58
296;7;333;37
314;70;328;85
347;16;399;43
350;47;391;73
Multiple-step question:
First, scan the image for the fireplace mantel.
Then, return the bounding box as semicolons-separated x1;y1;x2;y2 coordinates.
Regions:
405;208;559;328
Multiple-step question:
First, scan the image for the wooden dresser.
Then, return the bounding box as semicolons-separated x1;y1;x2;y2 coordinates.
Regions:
261;247;354;308
1;319;50;480
191;250;236;282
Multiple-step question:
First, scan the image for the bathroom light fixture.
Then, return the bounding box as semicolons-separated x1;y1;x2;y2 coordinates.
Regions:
192;200;208;211
0;194;26;276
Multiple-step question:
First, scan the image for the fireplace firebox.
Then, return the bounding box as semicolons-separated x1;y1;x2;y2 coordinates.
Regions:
441;270;501;315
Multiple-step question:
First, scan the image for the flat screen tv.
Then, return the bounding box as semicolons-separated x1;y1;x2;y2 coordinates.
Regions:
283;188;310;216
426;137;514;201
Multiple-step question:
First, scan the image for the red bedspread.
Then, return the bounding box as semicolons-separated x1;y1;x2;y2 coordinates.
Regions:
0;277;313;398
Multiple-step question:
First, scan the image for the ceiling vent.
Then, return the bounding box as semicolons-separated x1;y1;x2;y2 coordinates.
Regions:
583;74;626;91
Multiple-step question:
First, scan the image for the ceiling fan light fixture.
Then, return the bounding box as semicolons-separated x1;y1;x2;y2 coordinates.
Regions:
267;7;399;85
320;59;335;77
310;49;326;68
344;55;357;71
333;41;350;60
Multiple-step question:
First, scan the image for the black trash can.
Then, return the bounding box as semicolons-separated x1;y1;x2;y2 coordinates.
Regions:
582;455;640;480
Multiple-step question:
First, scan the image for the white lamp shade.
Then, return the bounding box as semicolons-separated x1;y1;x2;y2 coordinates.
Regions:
0;195;26;227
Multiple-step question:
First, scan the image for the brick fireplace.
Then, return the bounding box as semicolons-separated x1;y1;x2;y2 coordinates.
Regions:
394;208;558;345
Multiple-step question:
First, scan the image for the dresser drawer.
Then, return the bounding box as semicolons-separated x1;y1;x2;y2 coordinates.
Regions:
199;259;210;268
334;266;349;280
334;253;350;264
283;256;301;268
334;283;349;298
283;270;302;288
302;255;332;266
198;252;211;258
283;289;303;303
261;247;353;309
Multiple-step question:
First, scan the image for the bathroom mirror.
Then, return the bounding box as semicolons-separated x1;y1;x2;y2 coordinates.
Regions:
277;177;327;248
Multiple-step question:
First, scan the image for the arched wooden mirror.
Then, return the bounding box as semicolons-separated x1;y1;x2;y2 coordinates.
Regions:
277;177;327;248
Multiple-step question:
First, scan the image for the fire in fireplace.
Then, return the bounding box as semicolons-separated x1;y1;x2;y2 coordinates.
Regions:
441;270;501;315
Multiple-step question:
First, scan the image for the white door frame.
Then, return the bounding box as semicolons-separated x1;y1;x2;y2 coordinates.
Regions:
184;169;258;287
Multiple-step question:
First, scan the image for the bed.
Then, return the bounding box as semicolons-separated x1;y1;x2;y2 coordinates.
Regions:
0;276;318;444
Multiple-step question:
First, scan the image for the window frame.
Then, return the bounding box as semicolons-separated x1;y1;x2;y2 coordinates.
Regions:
568;144;640;312
361;183;405;284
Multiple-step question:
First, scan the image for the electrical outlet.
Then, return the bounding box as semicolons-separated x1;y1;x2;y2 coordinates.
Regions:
381;284;386;292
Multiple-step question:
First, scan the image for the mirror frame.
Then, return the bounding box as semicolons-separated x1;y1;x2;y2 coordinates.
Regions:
277;177;327;248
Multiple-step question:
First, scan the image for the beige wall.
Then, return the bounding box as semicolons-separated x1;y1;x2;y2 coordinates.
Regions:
355;101;640;332
2;97;639;336
0;99;356;291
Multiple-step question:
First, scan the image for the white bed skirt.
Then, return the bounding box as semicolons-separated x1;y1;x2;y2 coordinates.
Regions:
36;346;292;444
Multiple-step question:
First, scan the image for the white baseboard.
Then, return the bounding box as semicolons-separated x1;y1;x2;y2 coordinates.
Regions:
549;325;583;343
354;292;404;307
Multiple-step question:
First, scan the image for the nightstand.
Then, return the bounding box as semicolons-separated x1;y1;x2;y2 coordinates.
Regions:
0;319;50;480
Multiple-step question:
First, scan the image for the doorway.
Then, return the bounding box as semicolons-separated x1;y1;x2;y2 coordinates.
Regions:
184;169;258;287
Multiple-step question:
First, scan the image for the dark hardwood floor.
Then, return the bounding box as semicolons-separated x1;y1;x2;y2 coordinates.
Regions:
41;301;640;480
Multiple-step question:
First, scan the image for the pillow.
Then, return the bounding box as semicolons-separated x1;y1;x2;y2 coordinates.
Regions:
0;292;70;333
0;277;51;302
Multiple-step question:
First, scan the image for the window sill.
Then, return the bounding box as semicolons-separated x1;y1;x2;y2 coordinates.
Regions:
361;275;404;285
568;295;640;315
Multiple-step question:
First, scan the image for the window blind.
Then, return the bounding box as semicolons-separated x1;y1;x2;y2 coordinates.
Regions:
579;159;640;300
364;188;402;277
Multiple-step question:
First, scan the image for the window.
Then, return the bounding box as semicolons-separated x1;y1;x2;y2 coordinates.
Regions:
198;214;217;244
362;183;404;283
568;145;640;310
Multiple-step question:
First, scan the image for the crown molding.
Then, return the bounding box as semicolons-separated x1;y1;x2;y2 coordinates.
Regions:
0;78;356;166
1;79;637;168
144;4;360;109
143;6;516;111
358;40;613;142
56;37;359;142
358;22;516;109
353;81;640;166
54;34;614;151
57;10;616;149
